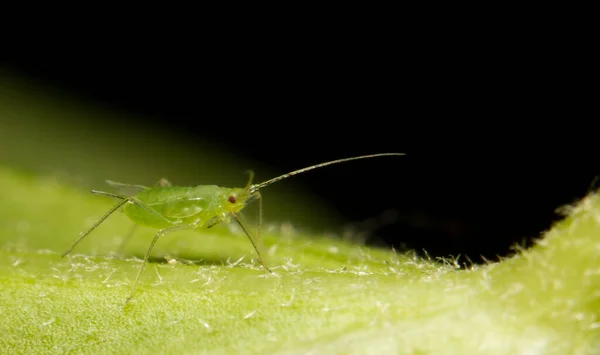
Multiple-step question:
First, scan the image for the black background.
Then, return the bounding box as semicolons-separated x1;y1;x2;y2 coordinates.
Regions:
1;34;594;265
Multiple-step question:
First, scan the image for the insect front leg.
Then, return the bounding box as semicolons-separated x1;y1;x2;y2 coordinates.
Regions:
241;191;266;269
256;191;263;250
232;210;271;273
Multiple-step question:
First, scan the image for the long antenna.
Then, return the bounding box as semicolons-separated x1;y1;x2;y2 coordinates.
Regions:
250;153;405;193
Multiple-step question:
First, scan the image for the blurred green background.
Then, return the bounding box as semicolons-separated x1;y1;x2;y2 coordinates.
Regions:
0;71;344;250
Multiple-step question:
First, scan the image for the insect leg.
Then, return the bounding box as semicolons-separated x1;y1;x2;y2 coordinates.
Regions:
125;223;194;303
257;191;263;252
232;211;272;273
91;190;175;226
62;198;129;257
64;190;175;258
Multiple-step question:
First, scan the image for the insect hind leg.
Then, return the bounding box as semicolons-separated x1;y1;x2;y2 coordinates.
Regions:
62;195;129;258
63;190;173;258
92;190;174;226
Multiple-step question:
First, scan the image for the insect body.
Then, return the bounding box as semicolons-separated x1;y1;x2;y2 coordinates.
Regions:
124;185;249;229
62;153;405;302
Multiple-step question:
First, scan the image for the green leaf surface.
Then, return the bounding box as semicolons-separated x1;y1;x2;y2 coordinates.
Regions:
1;165;599;354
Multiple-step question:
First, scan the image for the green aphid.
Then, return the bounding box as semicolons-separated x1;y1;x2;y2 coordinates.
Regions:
62;153;405;302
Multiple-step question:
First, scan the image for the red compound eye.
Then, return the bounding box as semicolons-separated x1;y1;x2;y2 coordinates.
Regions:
228;195;237;203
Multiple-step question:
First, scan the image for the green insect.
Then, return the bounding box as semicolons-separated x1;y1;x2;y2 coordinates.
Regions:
62;153;405;302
